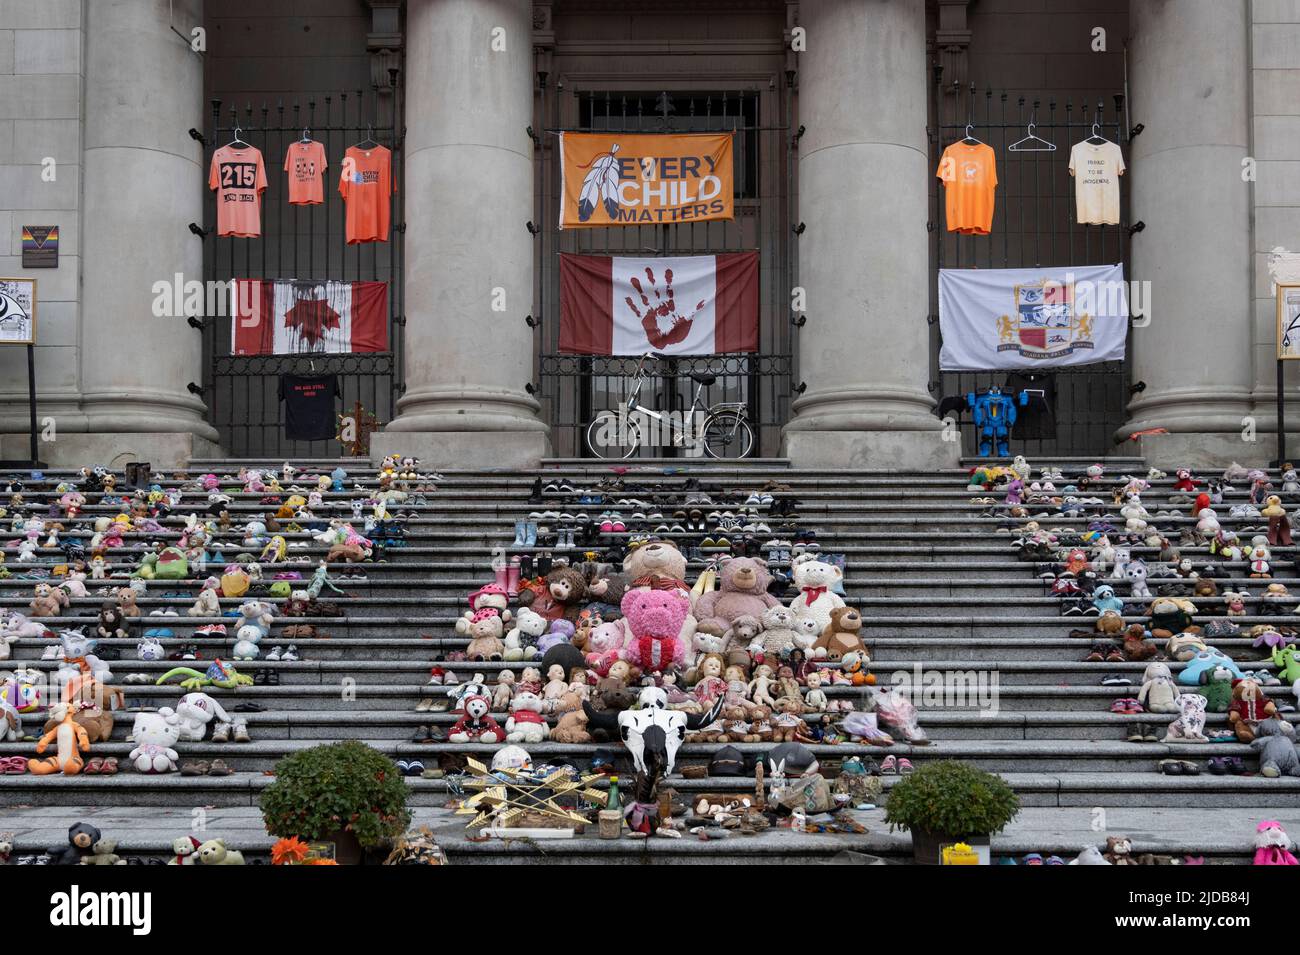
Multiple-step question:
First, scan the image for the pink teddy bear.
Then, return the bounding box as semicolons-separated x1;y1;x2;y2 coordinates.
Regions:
620;588;689;675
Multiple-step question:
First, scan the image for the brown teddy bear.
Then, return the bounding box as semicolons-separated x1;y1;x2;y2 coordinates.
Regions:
550;709;592;743
1095;609;1125;636
1227;677;1277;743
116;587;141;618
721;614;761;670
517;566;587;624
30;583;67;618
455;609;506;661
693;557;780;636
1103;835;1139;865
1120;625;1157;661
46;677;123;743
812;606;868;662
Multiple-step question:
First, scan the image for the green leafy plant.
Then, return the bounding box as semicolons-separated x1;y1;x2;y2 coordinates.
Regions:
884;760;1020;836
260;741;411;848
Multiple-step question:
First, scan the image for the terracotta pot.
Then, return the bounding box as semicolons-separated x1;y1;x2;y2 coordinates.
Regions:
910;828;990;866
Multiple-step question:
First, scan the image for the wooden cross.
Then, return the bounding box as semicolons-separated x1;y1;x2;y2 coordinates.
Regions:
337;400;382;456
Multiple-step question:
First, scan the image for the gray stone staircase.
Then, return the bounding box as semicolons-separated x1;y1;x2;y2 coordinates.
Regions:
2;455;1296;863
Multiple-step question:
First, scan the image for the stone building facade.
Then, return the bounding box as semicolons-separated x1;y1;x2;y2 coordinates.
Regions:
0;0;1293;468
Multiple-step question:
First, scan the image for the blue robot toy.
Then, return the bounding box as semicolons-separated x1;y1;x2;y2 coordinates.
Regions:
967;385;1029;457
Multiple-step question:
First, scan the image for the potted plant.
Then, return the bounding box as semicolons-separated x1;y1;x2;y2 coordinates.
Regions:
259;740;411;864
884;760;1020;865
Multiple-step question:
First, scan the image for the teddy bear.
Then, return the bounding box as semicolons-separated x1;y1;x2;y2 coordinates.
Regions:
128;708;182;773
769;697;805;742
1103;836;1139;866
550;708;592;744
1137;662;1182;714
1120;625;1157;661
1162;692;1208;742
719;615;760;670
790;611;824;656
1252;718;1300;777
188;587;221;617
196;839;245;866
1227;678;1277;743
448;691;507;743
81;836;124;865
504;607;548;661
1094;609;1125;636
114;586;141;618
812;606;867;662
49;676;122;743
456;608;506;661
619;587;689;675
47;823;101;865
787;554;845;632
517;566;588;624
693;557;780;636
622;539;697;644
1147;596;1194;639
505;691;549;743
30;582;68;618
749;605;800;664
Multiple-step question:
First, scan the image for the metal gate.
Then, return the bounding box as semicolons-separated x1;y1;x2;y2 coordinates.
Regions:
928;75;1134;458
200;89;405;457
534;89;795;458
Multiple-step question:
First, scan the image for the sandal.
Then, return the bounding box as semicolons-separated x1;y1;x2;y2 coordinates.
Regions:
879;755;898;775
100;757;118;775
898;757;915;775
207;759;232;776
180;760;210;776
82;757;104;775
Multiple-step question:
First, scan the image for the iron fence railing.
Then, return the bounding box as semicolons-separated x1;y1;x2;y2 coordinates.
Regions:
928;75;1134;458
201;87;404;457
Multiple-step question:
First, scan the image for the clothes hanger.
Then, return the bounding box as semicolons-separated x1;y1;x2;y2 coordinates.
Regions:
300;126;312;144
353;124;378;149
227;126;249;148
1085;121;1111;145
1008;121;1056;152
961;123;984;145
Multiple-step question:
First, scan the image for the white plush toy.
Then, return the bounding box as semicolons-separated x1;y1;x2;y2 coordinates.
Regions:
188;588;221;617
790;610;825;658
788;555;845;632
503;607;547;661
505;691;550;743
128;709;183;773
173;692;232;741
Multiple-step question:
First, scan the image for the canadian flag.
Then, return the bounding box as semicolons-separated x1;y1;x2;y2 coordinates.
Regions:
559;252;758;355
231;279;389;356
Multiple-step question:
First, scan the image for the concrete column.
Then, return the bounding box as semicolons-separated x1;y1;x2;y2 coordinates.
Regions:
1120;0;1254;467
782;0;954;468
372;0;549;468
76;0;219;467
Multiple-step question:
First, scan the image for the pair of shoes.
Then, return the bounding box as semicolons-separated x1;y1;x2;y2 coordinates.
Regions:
1157;758;1200;776
1125;722;1160;743
180;759;232;776
396;759;425;777
878;755;913;775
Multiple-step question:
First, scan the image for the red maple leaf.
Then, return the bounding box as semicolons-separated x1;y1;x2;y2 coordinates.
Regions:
282;297;340;347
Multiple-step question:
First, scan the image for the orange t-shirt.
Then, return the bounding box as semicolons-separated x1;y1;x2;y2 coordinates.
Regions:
209;144;268;238
339;145;395;244
936;142;997;235
284;140;327;206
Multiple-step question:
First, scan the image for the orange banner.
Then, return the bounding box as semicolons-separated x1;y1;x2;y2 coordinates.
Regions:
558;132;734;229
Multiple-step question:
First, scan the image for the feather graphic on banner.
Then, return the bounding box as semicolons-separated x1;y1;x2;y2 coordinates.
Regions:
578;144;621;222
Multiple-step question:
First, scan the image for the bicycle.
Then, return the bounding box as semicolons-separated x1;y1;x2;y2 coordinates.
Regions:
584;351;755;459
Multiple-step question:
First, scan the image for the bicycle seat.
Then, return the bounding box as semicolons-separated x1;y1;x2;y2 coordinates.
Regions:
690;372;717;386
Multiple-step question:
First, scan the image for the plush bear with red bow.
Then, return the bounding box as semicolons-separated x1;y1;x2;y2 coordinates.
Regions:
788;554;845;632
620;587;689;675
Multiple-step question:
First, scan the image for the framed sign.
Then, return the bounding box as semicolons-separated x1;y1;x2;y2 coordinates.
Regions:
0;278;36;345
21;226;58;268
1279;283;1300;359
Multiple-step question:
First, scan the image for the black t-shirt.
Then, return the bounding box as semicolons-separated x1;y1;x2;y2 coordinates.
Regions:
279;374;339;441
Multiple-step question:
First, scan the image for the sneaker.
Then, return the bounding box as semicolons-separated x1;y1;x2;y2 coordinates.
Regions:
282;645;299;662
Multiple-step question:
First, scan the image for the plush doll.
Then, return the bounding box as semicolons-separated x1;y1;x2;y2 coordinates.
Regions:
448;691;507;743
1120;625;1157;661
1273;644;1300;695
30;582;68;618
517;566;588;624
1249;542;1272;579
1178;647;1248;686
28;702;90;775
620;588;690;675
788;554;846;632
582;618;628;670
456;608;505;661
1124;560;1151;599
551;708;592;743
537;618;576;655
1090;584;1124;616
1147;596;1195;639
1166;631;1207;662
505;691;549;743
167;836;201;865
1227;678;1277;742
128;708;183;773
197;839;245;866
790;611;824;656
812;606;867;661
1253;821;1300;865
718;615;759;670
1137;662;1182;714
188;587;221;617
465;583;512;623
1103;836;1139;866
1162;693;1208;742
50;675;122;743
1252;718;1300;777
693;557;780;636
81;837;124;866
47;823;101;865
2;611;49;641
749;604;800;664
95;602;130;642
504;607;548;661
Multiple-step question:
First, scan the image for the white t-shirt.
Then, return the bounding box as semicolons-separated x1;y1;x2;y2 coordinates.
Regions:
1069;140;1125;225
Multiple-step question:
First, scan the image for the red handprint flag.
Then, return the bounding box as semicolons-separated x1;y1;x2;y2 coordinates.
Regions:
559;252;758;355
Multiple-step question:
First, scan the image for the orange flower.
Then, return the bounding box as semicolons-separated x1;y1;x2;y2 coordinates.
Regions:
305;858;339;865
271;836;310;865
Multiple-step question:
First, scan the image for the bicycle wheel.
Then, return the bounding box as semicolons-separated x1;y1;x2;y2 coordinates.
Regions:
586;411;642;459
701;411;754;459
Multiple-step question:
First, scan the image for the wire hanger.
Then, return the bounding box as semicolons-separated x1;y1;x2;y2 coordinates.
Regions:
961;123;984;145
354;123;378;149
227;126;249;148
1008;120;1056;152
300;126;312;143
1085;120;1111;145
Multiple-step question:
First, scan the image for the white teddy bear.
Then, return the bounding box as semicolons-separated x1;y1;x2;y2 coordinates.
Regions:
503;607;547;661
788;555;845;632
505;691;549;743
